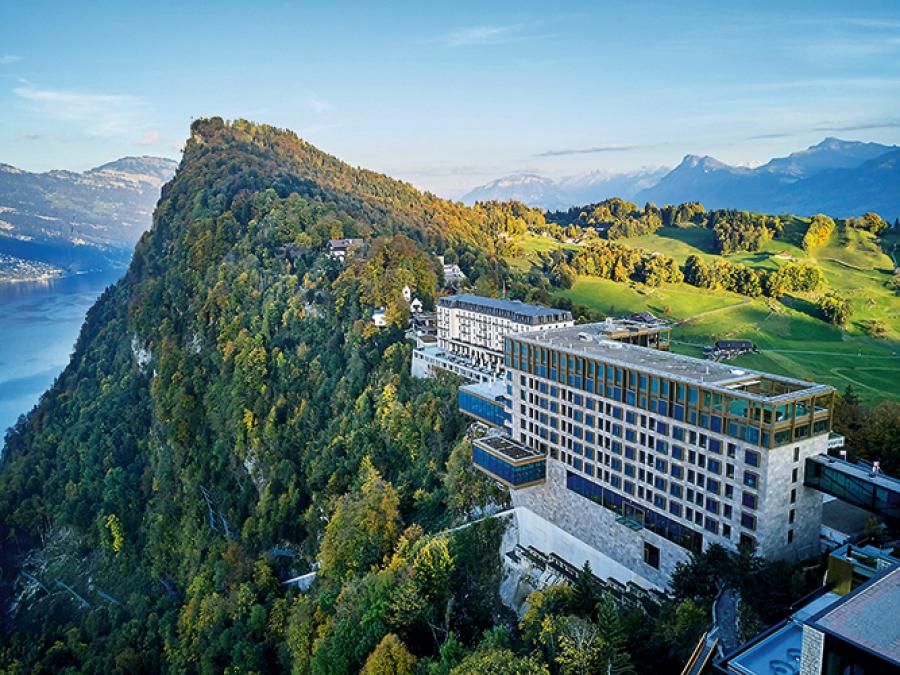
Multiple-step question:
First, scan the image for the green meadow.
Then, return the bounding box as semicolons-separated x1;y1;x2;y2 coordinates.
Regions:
509;218;900;404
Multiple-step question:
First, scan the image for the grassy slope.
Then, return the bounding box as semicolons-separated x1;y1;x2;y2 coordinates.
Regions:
508;232;578;272
508;218;900;404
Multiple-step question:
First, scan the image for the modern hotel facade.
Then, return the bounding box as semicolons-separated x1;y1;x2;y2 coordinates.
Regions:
473;322;834;587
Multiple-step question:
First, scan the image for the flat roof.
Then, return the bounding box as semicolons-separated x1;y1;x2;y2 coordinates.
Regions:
808;566;900;665
474;434;542;462
593;317;671;336
728;622;802;674
511;323;832;403
461;378;507;401
414;345;498;376
725;593;841;675
438;294;572;322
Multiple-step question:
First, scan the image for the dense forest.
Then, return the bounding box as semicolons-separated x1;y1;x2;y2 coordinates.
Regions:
0;119;896;673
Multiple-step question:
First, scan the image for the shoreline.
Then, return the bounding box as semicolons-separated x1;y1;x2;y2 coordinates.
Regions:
0;271;66;284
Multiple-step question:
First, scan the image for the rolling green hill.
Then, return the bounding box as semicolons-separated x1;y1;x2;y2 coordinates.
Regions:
509;214;899;403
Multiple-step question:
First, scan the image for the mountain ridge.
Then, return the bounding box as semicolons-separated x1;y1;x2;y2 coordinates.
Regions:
636;137;898;218
0;155;178;270
464;138;899;219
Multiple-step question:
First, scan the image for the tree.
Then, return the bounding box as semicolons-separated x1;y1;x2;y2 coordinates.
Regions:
847;212;888;235
319;459;403;580
684;255;712;288
105;513;125;554
520;584;575;647
595;594;635;674
444;439;505;518
555;616;607;675
656;599;708;663
819;293;851;326
361;634;416;675
572;562;601;616
802;214;835;250
451;649;549;675
862;319;887;338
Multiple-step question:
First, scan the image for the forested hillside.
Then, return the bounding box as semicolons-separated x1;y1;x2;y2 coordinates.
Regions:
0;118;517;672
0;119;894;673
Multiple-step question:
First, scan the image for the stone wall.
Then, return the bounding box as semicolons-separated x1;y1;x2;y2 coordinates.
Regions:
758;435;827;561
511;459;691;589
800;624;825;675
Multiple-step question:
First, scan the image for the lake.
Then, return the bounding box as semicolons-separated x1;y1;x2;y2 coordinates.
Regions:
0;269;124;437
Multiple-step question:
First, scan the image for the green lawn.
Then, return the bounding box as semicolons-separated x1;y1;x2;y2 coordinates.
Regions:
507;232;577;272
516;232;577;255
563;276;745;321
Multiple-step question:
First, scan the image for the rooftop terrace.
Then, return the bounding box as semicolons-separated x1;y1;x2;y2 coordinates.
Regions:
461;378;508;401
474;433;543;462
511;323;832;403
593;316;671;336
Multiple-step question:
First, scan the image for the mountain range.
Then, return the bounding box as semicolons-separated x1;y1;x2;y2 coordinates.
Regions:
461;167;668;211
463;138;900;220
0;155;178;270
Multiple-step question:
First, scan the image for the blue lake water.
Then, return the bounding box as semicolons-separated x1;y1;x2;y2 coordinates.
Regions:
0;269;124;437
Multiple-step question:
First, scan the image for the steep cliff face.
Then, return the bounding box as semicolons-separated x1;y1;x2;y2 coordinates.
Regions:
0;118;499;670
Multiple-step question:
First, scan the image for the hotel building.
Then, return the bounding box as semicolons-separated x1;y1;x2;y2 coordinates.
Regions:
412;295;574;381
472;322;835;587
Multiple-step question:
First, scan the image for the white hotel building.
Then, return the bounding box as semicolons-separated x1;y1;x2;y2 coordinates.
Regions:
412;294;574;381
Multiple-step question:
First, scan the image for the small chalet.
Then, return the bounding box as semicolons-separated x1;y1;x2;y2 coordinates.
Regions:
327;238;365;263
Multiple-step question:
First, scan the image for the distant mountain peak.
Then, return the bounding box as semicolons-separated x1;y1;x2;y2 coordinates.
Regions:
636;137;899;218
487;173;553;186
88;156;180;182
678;154;730;171
0;155;178;254
461;166;668;210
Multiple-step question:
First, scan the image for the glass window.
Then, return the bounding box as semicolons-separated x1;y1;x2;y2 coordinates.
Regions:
643;542;660;569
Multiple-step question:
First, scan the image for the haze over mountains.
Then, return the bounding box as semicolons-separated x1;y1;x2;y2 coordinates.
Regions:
463;138;900;220
461;167;668;211
0;156;178;271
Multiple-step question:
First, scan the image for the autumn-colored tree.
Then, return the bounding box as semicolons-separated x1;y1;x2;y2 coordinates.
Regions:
451;649;549;675
319;458;403;580
361;634;416;675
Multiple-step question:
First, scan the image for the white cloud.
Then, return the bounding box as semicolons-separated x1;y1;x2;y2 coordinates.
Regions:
443;25;519;47
434;24;553;48
137;130;161;145
0;55;22;65
13;84;151;137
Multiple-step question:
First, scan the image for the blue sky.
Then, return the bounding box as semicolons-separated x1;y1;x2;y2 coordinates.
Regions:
1;0;899;196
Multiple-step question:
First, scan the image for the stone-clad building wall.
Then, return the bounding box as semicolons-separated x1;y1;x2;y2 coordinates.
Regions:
511;460;692;589
757;435;827;561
